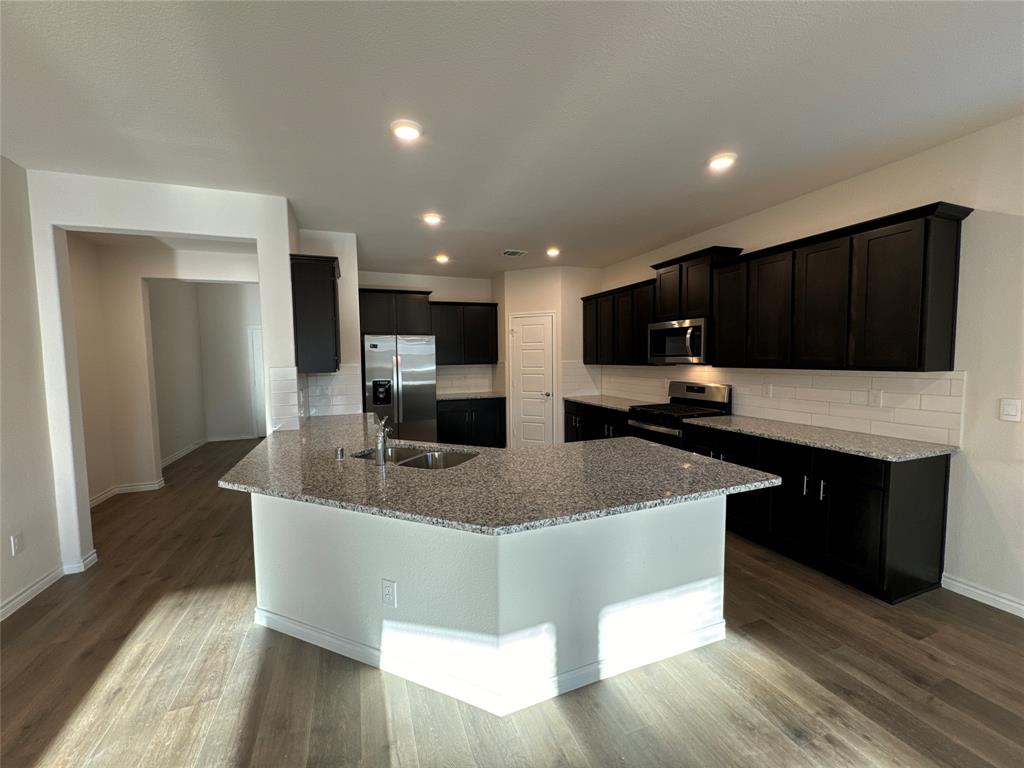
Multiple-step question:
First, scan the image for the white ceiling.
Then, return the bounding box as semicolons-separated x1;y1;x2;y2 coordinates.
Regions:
3;2;1021;278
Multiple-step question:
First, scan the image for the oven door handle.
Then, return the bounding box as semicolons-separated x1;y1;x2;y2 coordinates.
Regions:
627;419;683;438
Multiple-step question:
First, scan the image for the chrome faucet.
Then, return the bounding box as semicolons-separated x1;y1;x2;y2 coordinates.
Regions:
375;417;391;466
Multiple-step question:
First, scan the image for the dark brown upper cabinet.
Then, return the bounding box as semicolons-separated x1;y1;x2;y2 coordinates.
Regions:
429;301;498;365
395;292;431;335
631;282;655;365
613;289;633;364
358;289;397;335
712;261;747;367
848;215;963;371
596;294;615;365
793;238;850;369
359;289;435;336
582;298;598;365
430;303;463;364
654;263;680;321
747;251;793;368
462;304;498;364
652;246;742;322
580;279;655;367
291;255;340;373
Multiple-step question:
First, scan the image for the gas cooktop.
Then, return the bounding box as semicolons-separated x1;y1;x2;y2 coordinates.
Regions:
626;381;732;430
627;402;723;428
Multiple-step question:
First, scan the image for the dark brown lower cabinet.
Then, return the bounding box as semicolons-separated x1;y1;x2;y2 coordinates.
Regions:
682;424;949;603
564;400;626;442
436;398;506;448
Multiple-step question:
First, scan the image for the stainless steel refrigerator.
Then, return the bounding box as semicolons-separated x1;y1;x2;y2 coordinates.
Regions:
363;335;437;441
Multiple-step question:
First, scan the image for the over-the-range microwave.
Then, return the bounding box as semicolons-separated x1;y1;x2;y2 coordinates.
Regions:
648;317;706;365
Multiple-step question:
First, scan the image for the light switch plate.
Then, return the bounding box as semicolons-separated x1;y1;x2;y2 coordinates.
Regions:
998;398;1021;422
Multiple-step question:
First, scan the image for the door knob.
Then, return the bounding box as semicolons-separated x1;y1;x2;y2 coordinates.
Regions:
544;392;551;397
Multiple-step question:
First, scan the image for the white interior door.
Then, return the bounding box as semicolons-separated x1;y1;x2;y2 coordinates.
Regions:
509;314;554;448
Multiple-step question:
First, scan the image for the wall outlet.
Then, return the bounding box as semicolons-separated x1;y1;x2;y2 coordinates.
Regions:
381;578;397;608
10;533;24;557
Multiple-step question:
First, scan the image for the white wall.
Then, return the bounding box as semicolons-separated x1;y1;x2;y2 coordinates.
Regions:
358;271;493;303
197;282;263;441
148;280;206;467
25;170;294;571
65;238;260;501
0;157;62;616
596;116;1024;614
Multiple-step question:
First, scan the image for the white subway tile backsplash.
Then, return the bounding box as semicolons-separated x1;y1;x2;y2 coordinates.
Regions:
436;365;496;395
870;421;949;444
269;366;298;380
871;377;951;395
894;408;962;430
828;402;894;422
880;391;921;409
593;365;964;446
271;391;298;406
794;387;853;403
270;378;299;394
920;394;963;413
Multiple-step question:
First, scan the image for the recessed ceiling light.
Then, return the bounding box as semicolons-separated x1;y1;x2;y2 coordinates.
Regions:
708;152;737;173
546;247;560;258
391;119;422;142
435;253;449;264
422;212;443;226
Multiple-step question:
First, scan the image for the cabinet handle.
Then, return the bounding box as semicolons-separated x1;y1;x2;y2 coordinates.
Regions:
720;454;726;462
819;480;826;501
802;475;808;496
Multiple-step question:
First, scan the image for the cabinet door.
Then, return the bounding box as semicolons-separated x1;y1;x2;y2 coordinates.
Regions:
565;403;581;444
580;406;606;441
463;304;498;364
849;220;925;370
680;256;711;319
603;408;627;438
597;295;615;365
817;452;886;590
712;263;747;366
430;304;463;365
793;239;850;369
582;298;598;365
436;402;472;445
613;290;633;364
292;258;340;373
472;399;506;448
359;290;396;335
747;252;793;368
762;441;818;557
632;283;654;365
395;293;432;335
655;264;680;321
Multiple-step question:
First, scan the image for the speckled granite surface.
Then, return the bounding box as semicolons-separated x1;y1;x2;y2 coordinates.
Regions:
690;415;957;462
436;391;506;401
564;394;650;412
219;414;779;535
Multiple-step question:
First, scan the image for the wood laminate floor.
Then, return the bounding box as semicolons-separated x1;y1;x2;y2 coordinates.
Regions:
2;439;1023;767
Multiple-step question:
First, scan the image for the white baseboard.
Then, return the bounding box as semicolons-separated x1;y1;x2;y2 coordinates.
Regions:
207;433;258;442
90;479;165;507
255;606;726;716
942;574;1024;618
161;440;206;468
63;549;99;575
0;564;63;621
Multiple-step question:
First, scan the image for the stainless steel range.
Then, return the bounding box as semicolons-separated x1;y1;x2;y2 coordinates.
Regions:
626;381;731;446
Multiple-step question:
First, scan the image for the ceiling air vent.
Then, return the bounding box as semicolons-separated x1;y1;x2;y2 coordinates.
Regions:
503;249;528;258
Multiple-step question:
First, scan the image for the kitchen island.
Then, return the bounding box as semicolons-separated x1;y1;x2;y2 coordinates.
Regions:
220;414;778;715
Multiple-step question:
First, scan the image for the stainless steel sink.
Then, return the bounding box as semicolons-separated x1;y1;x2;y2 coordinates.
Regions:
397;450;477;470
351;446;477;470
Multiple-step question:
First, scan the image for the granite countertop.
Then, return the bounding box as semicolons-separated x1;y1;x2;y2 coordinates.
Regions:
219;414;779;535
690;415;958;462
436;391;506;401
564;394;651;412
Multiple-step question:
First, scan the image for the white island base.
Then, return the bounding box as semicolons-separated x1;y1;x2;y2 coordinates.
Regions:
251;493;727;716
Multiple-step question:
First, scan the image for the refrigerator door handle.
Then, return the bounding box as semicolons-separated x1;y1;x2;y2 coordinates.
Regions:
394;355;403;425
